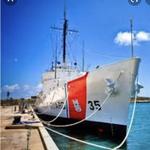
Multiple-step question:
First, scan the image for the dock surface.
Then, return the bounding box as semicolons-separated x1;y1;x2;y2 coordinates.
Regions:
0;105;58;150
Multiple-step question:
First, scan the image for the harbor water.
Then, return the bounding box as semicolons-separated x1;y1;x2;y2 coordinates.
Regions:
47;103;150;150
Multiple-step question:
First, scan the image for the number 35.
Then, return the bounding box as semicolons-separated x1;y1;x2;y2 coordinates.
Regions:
88;100;101;111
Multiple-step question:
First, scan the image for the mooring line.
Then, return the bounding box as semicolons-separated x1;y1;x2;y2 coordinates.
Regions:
47;83;68;123
42;91;112;127
45;90;137;150
45;76;139;149
36;84;68;123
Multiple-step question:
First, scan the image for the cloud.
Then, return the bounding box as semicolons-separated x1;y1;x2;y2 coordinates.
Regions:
3;84;20;92
23;85;31;91
114;31;150;46
23;84;42;93
136;31;150;42
1;83;42;99
114;32;133;46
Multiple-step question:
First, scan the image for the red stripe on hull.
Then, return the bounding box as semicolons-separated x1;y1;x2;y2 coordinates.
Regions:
67;73;88;120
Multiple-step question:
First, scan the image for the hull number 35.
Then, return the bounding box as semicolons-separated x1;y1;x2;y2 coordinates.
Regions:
88;100;102;111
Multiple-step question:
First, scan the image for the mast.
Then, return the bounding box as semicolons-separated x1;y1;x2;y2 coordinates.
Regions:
82;41;85;72
63;6;68;64
51;1;78;66
130;19;134;58
54;42;57;79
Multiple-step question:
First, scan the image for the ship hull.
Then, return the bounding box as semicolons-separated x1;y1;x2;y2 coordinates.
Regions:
36;58;140;133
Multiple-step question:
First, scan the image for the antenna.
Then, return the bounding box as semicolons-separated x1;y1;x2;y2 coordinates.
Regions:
64;0;66;19
82;41;85;72
130;19;134;58
54;41;58;79
51;0;78;66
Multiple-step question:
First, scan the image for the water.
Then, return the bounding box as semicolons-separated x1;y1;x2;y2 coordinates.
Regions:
47;103;150;150
127;103;150;150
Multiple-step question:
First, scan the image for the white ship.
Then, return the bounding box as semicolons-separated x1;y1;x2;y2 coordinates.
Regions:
36;9;141;139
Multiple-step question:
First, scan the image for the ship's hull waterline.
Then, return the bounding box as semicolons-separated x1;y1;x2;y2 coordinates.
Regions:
36;112;127;141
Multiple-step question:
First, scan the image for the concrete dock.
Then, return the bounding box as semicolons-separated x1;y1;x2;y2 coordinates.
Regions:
0;105;59;150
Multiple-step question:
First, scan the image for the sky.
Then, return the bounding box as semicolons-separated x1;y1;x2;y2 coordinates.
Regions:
1;0;150;99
